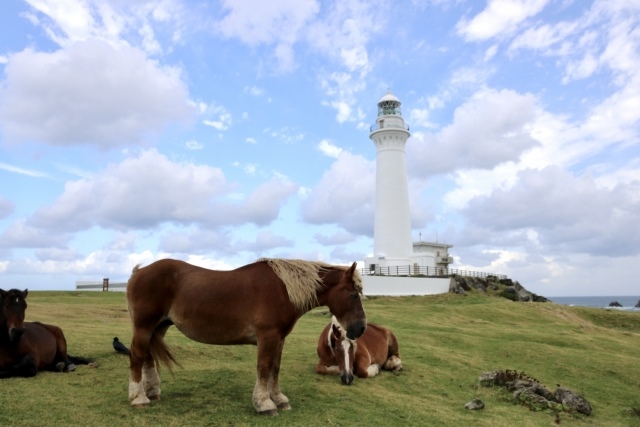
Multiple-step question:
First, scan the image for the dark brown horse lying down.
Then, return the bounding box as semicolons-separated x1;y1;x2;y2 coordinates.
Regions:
126;258;367;416
316;316;402;385
0;289;92;378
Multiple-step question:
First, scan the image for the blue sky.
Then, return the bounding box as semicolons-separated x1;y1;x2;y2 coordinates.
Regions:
0;0;638;296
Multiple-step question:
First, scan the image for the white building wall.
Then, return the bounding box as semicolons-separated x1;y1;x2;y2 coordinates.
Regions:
363;276;453;296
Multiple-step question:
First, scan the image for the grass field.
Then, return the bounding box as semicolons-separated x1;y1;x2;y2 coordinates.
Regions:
1;290;639;427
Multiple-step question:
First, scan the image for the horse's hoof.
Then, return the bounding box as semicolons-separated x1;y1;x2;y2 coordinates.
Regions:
55;362;65;372
148;395;161;401
258;409;279;416
277;402;292;411
132;403;151;409
66;363;77;372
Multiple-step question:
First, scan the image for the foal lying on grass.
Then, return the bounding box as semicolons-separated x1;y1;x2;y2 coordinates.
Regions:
316;316;402;385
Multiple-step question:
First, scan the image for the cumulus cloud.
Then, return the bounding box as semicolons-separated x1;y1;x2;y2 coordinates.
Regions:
461;166;640;257
27;149;298;232
0;40;194;148
0;196;14;219
314;230;355;245
407;87;539;177
300;151;375;235
0;220;71;249
317;139;343;158
457;0;550;41
215;0;319;72
23;0;187;54
309;0;385;122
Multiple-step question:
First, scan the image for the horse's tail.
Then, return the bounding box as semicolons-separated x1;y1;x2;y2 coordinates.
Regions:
148;327;181;375
67;355;93;365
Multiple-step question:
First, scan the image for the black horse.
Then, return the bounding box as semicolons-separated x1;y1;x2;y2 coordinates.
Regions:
0;289;92;378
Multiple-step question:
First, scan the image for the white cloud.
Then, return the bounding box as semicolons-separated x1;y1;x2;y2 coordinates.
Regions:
0;197;15;219
215;0;319;72
0;162;50;178
185;140;204;150
244;85;264;96
202;104;232;131
461;166;640;257
300;151;375;235
314;230;355;245
0;40;194;148
457;0;550;41
246;137;257;144
23;0;187;54
407;87;540;177
317;139;343;158
25;149;298;232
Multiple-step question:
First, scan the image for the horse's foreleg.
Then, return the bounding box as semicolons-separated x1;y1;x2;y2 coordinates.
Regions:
129;332;152;408
316;362;341;375
0;354;38;378
253;335;280;416
354;353;378;378
268;338;290;411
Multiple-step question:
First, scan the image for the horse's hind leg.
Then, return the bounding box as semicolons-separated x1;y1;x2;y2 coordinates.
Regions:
42;324;71;372
383;331;402;371
142;324;170;401
129;330;153;407
253;334;282;416
268;338;290;411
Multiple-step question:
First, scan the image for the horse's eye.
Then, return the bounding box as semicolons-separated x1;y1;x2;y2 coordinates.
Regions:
350;292;359;300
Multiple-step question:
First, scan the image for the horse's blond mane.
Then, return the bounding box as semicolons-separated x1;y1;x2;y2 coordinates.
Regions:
257;258;361;312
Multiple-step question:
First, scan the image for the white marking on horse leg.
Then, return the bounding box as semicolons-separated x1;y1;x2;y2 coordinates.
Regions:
366;364;380;377
129;378;151;407
252;379;278;415
324;365;340;375
384;355;403;371
268;378;290;410
142;363;161;400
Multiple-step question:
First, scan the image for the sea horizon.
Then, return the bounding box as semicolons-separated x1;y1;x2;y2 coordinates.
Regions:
549;295;640;311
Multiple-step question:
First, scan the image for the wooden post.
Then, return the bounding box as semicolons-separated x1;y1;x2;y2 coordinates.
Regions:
102;278;109;292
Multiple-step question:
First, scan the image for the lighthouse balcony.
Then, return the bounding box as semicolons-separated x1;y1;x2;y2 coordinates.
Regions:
437;256;454;264
370;121;410;133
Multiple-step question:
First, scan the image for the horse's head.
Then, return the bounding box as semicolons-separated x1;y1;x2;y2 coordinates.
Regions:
329;317;356;385
324;262;366;340
0;289;28;341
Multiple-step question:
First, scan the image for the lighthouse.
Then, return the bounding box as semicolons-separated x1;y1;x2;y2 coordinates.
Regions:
367;91;413;270
362;91;455;294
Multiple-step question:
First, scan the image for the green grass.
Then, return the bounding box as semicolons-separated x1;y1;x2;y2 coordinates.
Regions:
1;291;639;426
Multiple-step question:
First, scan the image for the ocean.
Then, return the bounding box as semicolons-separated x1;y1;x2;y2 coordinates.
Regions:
549;296;640;311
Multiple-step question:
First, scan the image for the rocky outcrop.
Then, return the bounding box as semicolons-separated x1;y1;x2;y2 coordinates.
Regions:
479;370;592;416
609;301;623;307
636;299;640;308
450;275;549;302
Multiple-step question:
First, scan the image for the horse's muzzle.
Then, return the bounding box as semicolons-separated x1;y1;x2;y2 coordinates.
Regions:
9;327;25;341
341;372;354;386
346;321;366;340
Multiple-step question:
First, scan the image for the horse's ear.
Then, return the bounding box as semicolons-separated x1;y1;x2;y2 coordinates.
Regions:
23;289;28;298
347;262;357;277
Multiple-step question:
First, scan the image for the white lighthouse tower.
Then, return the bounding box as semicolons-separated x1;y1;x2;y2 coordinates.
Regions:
365;91;413;271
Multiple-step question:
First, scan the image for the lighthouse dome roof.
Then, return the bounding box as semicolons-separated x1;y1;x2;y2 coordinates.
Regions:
378;91;400;105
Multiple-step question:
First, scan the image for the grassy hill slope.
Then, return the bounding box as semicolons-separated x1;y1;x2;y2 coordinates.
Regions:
0;291;638;426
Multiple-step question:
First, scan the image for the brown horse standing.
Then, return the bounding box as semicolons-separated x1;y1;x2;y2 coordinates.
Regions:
316;316;402;385
126;258;366;415
0;289;92;378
